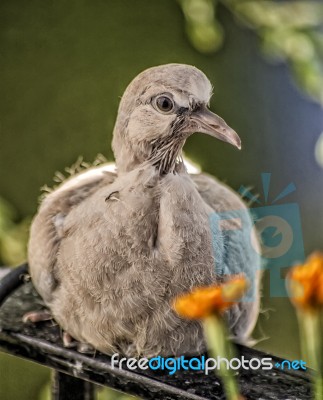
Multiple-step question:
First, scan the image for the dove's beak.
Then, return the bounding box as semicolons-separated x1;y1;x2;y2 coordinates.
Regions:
189;106;241;150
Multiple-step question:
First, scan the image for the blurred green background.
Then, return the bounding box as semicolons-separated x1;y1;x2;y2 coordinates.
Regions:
1;0;323;399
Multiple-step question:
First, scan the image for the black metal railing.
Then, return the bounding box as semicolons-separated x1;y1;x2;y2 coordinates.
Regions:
0;266;312;400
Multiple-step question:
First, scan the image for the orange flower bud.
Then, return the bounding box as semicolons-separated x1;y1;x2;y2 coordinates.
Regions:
287;252;323;312
173;276;249;319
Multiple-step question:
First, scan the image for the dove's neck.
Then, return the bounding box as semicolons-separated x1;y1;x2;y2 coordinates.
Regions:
115;146;186;175
113;133;186;175
148;135;186;175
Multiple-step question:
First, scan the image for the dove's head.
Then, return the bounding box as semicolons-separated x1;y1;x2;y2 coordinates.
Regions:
112;64;241;174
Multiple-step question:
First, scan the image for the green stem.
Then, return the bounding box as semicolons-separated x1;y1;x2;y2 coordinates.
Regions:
299;311;323;400
315;376;323;400
203;314;241;400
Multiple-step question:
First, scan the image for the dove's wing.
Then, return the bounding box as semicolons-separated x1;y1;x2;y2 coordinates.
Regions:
28;165;116;303
190;172;262;340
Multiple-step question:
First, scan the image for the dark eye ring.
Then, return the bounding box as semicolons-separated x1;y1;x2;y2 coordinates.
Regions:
154;95;174;114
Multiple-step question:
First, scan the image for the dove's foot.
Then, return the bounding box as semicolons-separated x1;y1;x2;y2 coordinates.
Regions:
62;332;95;354
62;331;74;347
77;343;95;354
22;311;95;354
22;310;52;323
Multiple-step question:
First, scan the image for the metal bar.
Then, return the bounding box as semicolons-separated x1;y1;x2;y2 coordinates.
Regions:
0;277;313;400
52;370;95;400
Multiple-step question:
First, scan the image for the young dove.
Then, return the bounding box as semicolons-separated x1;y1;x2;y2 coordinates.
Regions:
27;64;261;357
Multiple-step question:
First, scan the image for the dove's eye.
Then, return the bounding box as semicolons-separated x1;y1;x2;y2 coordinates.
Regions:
154;95;174;114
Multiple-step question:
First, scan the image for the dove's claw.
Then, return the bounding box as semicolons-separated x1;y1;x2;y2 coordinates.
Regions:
62;331;95;354
22;310;52;324
62;331;76;348
77;342;95;354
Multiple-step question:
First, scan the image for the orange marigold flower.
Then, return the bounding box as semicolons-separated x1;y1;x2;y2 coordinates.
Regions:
287;252;323;311
173;276;249;319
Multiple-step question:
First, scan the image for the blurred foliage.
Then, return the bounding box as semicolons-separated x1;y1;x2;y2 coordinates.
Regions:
0;196;30;266
0;353;49;400
38;381;139;400
177;0;224;53
178;0;323;104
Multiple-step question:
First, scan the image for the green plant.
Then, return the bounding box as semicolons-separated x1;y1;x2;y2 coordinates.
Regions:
178;0;323;104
